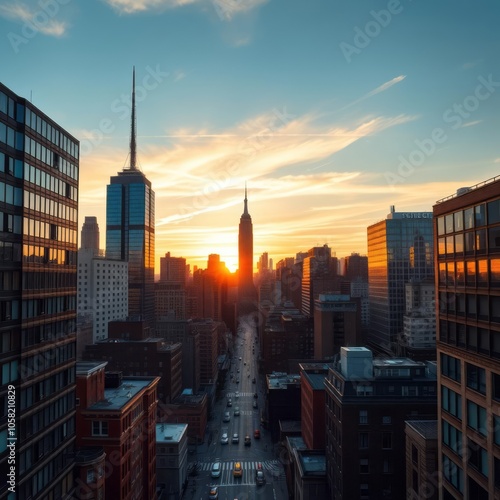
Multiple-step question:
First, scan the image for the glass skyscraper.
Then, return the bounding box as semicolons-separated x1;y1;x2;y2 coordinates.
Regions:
0;81;79;498
105;71;155;325
367;208;434;353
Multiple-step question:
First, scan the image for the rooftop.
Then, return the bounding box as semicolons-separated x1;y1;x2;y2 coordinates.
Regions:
406;420;438;440
267;372;301;389
156;423;188;444
297;450;326;476
87;377;157;411
302;372;327;391
76;361;107;376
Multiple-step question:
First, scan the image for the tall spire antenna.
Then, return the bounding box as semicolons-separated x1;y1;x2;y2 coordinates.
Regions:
243;183;249;216
129;66;137;170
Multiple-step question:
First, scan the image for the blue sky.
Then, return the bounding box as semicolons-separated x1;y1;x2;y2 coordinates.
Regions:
1;0;499;271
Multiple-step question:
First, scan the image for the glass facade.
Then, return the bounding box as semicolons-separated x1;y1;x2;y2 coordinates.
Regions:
0;82;78;498
435;179;500;498
106;169;155;323
367;212;434;350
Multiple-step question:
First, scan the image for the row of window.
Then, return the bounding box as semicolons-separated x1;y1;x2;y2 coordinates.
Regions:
439;292;500;322
23;219;77;245
0;180;22;207
23;270;76;290
24;190;78;221
437;199;500;235
0;120;23;151
21;319;76;348
440;321;500;357
23;246;78;266
0;151;22;177
25;106;79;161
22;295;76;319
24;161;77;199
439;258;500;287
22;343;76;381
438;227;500;258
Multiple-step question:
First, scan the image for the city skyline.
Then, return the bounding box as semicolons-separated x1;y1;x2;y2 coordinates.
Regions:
1;0;499;271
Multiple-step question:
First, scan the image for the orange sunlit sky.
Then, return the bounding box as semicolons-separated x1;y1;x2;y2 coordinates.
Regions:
1;0;499;273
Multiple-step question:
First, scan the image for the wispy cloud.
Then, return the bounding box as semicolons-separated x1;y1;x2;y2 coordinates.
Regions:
461;120;481;128
0;1;68;36
340;75;406;111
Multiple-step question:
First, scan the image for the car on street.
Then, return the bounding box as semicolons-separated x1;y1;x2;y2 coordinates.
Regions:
254;429;261;439
253;392;258;398
256;470;265;486
235;391;239;398
211;462;221;478
233;462;242;477
239;357;242;360
221;433;229;444
226;399;232;407
208;485;219;499
223;412;230;422
234;407;240;416
253;400;258;409
232;433;239;444
244;435;251;446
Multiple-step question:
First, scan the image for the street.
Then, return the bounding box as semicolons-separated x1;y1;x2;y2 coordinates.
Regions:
187;318;288;500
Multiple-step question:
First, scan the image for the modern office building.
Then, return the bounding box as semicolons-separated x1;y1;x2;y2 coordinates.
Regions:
367;207;434;354
434;177;500;499
106;70;155;325
324;347;437;500
0;82;79;498
238;186;257;312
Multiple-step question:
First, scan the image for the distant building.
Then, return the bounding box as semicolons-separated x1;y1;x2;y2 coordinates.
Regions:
262;305;314;373
81;216;100;253
77;247;128;342
155;282;186;320
314;293;361;359
238;187;257;312
159;252;187;285
434;178;500;499
106;70;155;326
344;252;368;282
367;207;434;354
75;362;160;500
324;347;437;500
301;245;339;317
156;423;188;500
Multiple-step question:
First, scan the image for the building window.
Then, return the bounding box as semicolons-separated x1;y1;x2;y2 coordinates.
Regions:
412;444;418;465
382;433;392;449
442;455;463;493
441;353;461;382
360;459;369;474
468;440;488;477
442;420;463;457
466;363;486;394
442;386;462;420
467;400;487;436
359;410;368;425
360;484;369;499
92;421;108;437
383;459;392;473
359;432;369;449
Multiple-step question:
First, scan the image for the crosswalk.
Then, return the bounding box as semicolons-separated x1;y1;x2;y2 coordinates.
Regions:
196;459;282;484
226;391;256;398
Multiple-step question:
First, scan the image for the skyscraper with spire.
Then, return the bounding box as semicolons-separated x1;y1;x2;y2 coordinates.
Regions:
238;186;257;313
106;68;155;325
